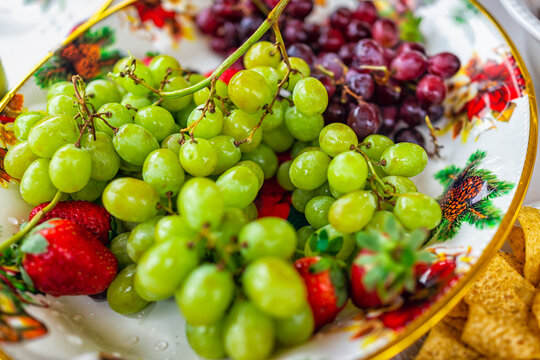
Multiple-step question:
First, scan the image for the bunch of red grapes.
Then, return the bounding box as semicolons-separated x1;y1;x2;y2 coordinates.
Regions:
196;0;461;147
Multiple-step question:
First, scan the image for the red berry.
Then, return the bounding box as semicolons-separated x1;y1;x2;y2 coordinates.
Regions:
372;19;399;48
428;52;461;79
390;50;427;81
416;74;446;105
353;1;378;24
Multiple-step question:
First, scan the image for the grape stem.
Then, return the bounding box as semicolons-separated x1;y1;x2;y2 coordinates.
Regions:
424;115;442;158
0;190;63;253
351;145;390;196
357;65;390;85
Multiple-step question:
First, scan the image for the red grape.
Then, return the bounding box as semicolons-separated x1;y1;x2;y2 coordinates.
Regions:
317;52;345;79
427;104;444;123
287;43;316;66
214;0;242;21
353;1;378;25
416;74;446;105
325;102;349;124
390;50;427;81
330;7;353;30
396;42;425;55
196;8;221;36
380;105;398;134
372;19;399;48
313;73;336;98
394;127;425;147
284;19;309;44
347;102;381;138
399;97;427;127
339;43;356;65
345;68;375;100
318;28;346;53
345;19;371;42
288;0;314;19
238;16;263;42
375;78;402;105
428;52;461;79
353;39;385;67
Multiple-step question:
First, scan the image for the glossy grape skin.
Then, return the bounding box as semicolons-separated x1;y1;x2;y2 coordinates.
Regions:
277;160;295;191
179;138;218;177
416;74;446;105
80;131;120;182
241;144;278;180
305;224;356;260
372;18;399;48
95;102;133;137
290;141;309;159
318;28;345;53
228;70;272;113
134;237;199;301
127;218;160;261
278;57;311;91
382;175;418;199
262;123;294;153
353;39;385;67
216;166;259;208
329;191;377;234
107;264;150;315
344;69;375;100
186;322;226;360
244;41;281;69
243;257;307;318
209;135;241;175
292;77;328;116
305;196;335;229
287;43;316;65
20;158;57;205
110;232;134;269
380;142;428;177
261;99;287;131
360;134;394;161
13;112;45;141
160;76;193;112
102;178;159;223
285;106;324;142
319;123;358;157
46;95;78;118
394;128;425;148
176;264;235;325
47;81;76;99
365;210;399;232
121;93;152;117
4;142;39;180
390;51;428;81
86;80;121;110
148;54;181;82
274;304;315;346
178;177;225;230
347;102;381;140
133;106;176;142
223;109;263;153
113;60;156;96
428;52;461;79
142;149;185;196
251;66;280;96
240;217;297;261
296;225;316;251
113;123;159;166
154;215;196;244
394;192;442;230
291;188;315;213
289;150;331;190
28;115;79;158
193;80;228;106
187;106;223;139
236;160;264;189
49;144;92;193
223;301;275;360
161;133;184;155
70;179;107;202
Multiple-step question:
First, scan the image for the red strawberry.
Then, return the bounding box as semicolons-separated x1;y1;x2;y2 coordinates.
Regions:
294;256;348;330
22;219;117;296
29;201;111;244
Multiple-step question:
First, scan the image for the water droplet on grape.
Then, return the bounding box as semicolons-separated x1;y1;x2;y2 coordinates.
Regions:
122;335;139;346
7;217;19;225
155;340;169;352
72;314;83;322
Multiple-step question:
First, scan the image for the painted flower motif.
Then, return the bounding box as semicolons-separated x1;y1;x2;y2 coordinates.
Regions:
131;0;194;42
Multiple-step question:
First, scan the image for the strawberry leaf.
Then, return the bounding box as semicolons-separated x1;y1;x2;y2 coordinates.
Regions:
326;236;343;256
309;257;331;274
19;265;35;290
329;264;348;308
20;222;53;255
356;232;381;252
308;229;331;254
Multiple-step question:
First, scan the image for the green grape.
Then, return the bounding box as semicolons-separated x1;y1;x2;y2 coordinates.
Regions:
160;76;193;112
329;183;346;199
365;211;400;233
175;101;197;129
80;131;120;181
47;81;75;99
126;217;161;262
327;151;368;194
304;224;355;260
285;106;324;142
290;141;309;159
296;225;315;251
244;202;258;221
134;237;199;301
109;232;134;269
319;123;358;157
329;191;377;234
176;264;235;325
46;94;78;119
216;166;259;208
209;135;241;175
193;80;228;106
113;60;156;96
243;257;307;318
161;133;184;155
214;207;250;248
251;66;280;95
119;158;143;173
95;102;133;137
186;106;223;139
240;217;297;261
102;178;159;222
179;138;218;177
187;73;207;86
314;182;332;197
243;41;281;69
28;115;79;158
262;123;294;153
278;57;310;91
360;134;394;161
107;264;150;315
224;301;274;360
3;142;39;179
133;106;176;142
380;142;428;177
13;111;45;141
277;160;295;191
86;79;121;110
394;192;442;230
228;70;272;113
241;144;278;180
235;160;264;189
274;304;314;346
178;177;224;230
291;188;315;213
305;196;334;229
292;77;328;116
382;175;418;204
70;178;107;201
262;99;287;131
121;93;152;117
142;149;185;196
113;57;131;73
113;123;159;166
222;109;263;153
148;54;181;82
289;150;331;190
154;215;196;243
186;322;226;360
19;158;57;205
48;144;91;193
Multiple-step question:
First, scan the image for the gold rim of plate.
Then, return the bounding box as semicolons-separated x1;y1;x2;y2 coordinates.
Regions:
0;1;537;359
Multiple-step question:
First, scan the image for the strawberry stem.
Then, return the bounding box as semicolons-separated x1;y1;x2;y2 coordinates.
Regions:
0;190;63;253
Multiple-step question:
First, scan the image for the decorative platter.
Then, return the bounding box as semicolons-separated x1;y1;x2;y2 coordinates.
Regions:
0;0;536;359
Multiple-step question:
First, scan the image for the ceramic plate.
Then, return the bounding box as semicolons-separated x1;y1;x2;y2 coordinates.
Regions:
0;0;536;359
